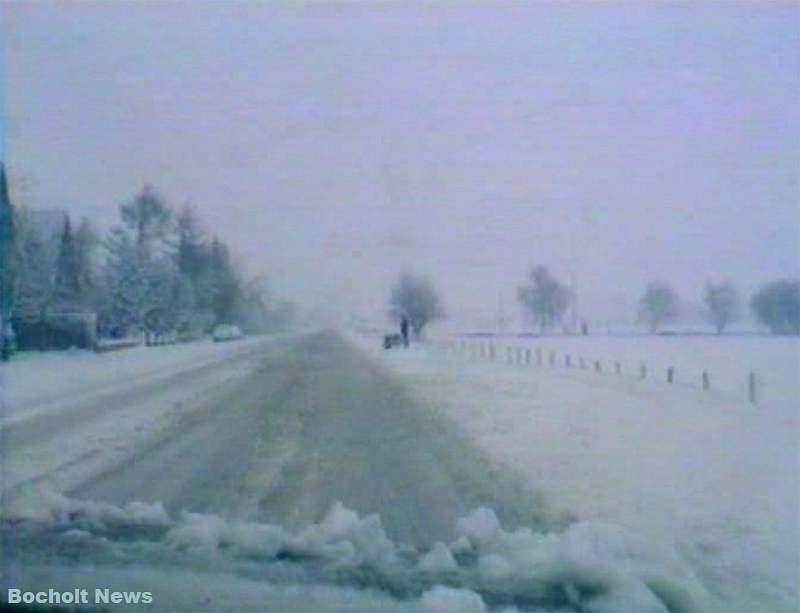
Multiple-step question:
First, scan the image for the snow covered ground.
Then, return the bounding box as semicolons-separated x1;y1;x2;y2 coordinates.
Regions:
2;331;797;612
355;332;800;612
449;334;798;412
0;335;295;496
2;335;289;424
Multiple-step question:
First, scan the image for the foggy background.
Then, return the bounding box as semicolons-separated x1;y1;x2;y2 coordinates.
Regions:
2;1;798;328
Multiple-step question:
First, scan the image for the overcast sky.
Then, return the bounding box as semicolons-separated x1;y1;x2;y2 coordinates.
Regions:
2;1;798;327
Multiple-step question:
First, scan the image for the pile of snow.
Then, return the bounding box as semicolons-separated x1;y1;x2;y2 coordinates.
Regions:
6;493;709;612
166;502;397;569
5;489;171;531
418;586;489;612
453;507;705;612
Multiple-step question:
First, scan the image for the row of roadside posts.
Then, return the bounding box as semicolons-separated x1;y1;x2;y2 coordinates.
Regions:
444;340;759;405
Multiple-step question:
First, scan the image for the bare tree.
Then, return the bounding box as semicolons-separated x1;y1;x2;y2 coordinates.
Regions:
518;265;569;334
638;282;679;333
389;273;444;338
704;281;739;334
751;280;800;335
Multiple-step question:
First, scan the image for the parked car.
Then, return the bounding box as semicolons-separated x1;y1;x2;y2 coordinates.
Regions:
212;324;244;342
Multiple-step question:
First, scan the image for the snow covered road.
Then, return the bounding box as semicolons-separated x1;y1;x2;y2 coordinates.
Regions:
2;330;794;612
1;335;290;497
52;331;538;543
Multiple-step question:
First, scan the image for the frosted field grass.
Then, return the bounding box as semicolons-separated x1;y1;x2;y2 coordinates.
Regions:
356;333;800;612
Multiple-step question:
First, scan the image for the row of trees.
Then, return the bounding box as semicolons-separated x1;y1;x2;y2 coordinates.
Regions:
516;266;800;335
1;172;293;353
637;279;800;335
385;266;800;338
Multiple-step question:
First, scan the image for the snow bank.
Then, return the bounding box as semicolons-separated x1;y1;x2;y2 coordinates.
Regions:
5;489;170;530
166;501;397;568
6;493;708;612
1;334;299;428
450;507;706;613
418;542;458;573
418;586;488;612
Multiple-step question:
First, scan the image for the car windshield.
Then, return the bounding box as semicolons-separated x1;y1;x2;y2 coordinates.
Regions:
1;3;799;613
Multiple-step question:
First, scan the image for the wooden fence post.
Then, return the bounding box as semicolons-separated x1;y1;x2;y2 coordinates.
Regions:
565;354;571;368
615;361;621;375
549;351;556;368
525;349;531;365
702;371;710;391
594;360;601;372
640;363;647;379
536;348;543;367
667;367;674;384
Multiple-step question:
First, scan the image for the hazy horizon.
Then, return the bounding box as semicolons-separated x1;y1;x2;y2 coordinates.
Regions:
2;1;798;328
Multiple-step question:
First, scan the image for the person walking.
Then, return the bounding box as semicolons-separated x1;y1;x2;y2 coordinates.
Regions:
400;315;409;348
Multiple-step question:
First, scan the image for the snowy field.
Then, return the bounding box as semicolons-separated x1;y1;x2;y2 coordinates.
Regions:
448;334;799;413
355;332;800;612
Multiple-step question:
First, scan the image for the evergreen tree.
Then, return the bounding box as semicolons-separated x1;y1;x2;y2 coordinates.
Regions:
75;217;98;302
0;163;17;321
120;185;171;261
209;237;241;324
0;163;17;359
103;227;149;334
54;215;81;310
175;205;206;280
15;208;53;320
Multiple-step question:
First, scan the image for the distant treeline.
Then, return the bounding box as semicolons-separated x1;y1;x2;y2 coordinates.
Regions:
517;266;800;336
0;166;293;353
385;266;799;339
